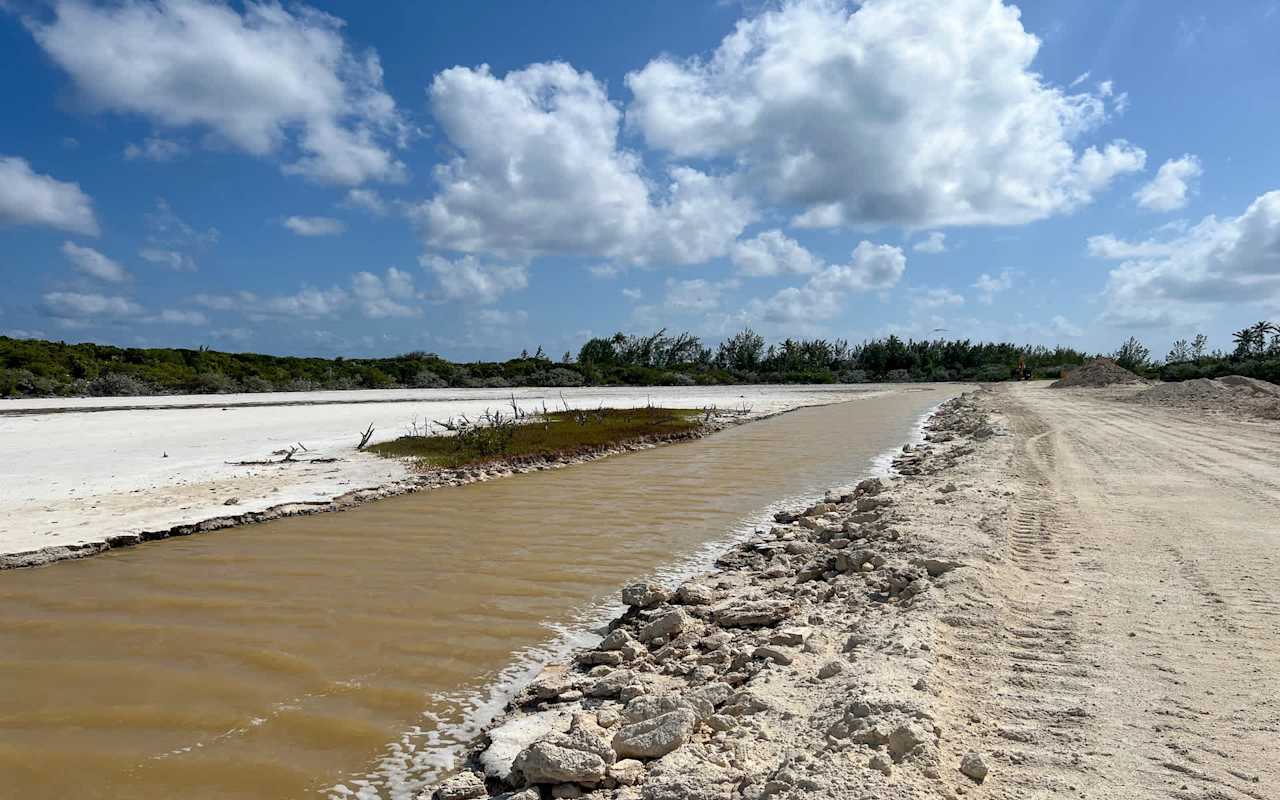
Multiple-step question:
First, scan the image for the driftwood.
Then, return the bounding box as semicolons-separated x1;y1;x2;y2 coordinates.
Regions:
224;455;340;466
357;422;376;450
225;443;337;466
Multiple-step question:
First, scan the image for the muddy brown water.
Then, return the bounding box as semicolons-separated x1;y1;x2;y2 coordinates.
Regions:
0;387;955;800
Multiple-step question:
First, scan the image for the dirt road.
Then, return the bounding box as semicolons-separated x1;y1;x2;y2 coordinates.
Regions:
941;383;1280;798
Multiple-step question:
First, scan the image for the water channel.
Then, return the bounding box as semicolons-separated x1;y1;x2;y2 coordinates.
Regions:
0;386;956;799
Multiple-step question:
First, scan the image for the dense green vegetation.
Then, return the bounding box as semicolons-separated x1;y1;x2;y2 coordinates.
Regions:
368;406;704;468
4;321;1276;398
0;330;1093;397
1153;321;1280;384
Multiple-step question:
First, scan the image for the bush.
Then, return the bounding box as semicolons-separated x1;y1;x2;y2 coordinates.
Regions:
542;367;585;387
191;371;239;394
514;367;585;387
88;372;152;397
974;364;1013;382
410;369;448;389
240;375;275;393
482;376;511;388
0;368;64;396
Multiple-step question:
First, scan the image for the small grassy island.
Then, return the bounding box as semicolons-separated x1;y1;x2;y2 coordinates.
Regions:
368;405;709;469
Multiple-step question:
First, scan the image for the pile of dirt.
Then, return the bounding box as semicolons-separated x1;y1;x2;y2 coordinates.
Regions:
1050;358;1145;388
1134;375;1280;420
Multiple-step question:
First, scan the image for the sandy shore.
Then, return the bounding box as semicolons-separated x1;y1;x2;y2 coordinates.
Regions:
422;381;1280;799
0;385;890;568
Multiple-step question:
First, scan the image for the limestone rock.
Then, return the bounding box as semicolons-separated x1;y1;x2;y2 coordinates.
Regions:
611;709;697;759
640;774;737;800
887;722;929;762
430;770;486;800
675;583;716;605
770;627;812;646
588;669;637;698
960;751;989;783
752;645;795;665
639;610;689;643
599;628;635;651
622;582;671;609
712;600;791;628
481;711;571;782
856;477;884;496
512;739;608;785
609;759;647;786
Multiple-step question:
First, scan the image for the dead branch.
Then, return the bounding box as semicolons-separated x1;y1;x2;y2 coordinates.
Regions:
225;452;341;466
357;422;375;450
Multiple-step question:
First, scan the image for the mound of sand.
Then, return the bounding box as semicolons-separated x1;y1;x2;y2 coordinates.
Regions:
1051;358;1145;388
1217;375;1280;396
1134;375;1280;420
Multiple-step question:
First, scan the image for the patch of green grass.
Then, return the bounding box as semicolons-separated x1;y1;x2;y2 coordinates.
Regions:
369;406;706;468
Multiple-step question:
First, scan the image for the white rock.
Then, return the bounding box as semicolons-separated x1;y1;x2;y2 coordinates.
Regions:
429;770;486;800
611;709;697;759
622;582;671;609
639;610;689;643
481;711;571;782
609;759;647;786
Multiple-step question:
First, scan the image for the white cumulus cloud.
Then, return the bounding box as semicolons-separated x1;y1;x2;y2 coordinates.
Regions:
1093;190;1280;325
283;216;346;236
343;188;387;215
27;0;407;185
41;291;143;319
973;270;1014;304
910;287;965;310
1134;154;1202;212
0;156;98;235
664;278;734;313
351;267;419;318
147;308;208;325
913;232;947;254
748;240;906;323
731;229;823;277
260;286;350;318
626;0;1144;229
422;254;529;304
411;61;753;266
62;241;129;282
124;136;186;162
139;248;198;272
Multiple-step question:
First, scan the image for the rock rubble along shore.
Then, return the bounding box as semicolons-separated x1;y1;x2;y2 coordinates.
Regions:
426;390;1005;800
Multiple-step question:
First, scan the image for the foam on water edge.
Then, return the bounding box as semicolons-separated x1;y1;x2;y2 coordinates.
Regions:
324;401;944;799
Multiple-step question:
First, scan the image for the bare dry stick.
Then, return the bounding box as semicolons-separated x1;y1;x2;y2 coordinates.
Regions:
357;422;375;450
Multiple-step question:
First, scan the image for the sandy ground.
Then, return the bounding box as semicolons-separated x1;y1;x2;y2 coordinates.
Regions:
0;385;883;566
937;382;1280;798
424;381;1280;800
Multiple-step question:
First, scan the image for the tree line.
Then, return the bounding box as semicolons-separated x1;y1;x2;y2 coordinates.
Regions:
2;323;1276;398
1110;320;1280;384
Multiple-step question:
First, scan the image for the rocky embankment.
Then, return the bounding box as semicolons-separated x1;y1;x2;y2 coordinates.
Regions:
424;391;1004;800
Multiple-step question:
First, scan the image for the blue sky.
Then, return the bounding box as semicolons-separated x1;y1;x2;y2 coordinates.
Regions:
2;0;1279;361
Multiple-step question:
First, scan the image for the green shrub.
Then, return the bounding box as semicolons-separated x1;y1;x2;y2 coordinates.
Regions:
88;372;152;396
